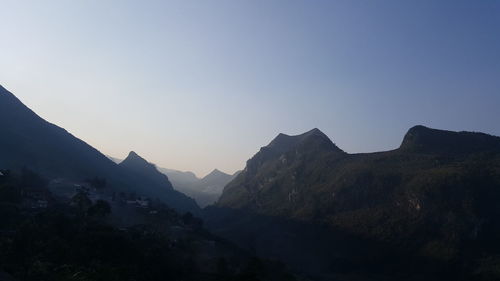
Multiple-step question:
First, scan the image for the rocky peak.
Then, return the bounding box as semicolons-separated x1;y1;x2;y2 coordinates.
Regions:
400;125;500;154
267;128;343;154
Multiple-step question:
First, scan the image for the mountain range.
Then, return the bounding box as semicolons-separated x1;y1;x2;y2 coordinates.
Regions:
0;85;199;214
4;83;500;280
108;155;239;208
208;126;500;280
160;168;240;207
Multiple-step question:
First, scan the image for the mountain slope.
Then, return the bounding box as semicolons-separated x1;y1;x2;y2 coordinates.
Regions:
119;151;175;190
158;167;199;187
218;128;345;214
213;126;500;279
0;85;199;213
198;169;235;194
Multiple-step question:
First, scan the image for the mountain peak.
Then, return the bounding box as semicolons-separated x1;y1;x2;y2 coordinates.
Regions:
400;125;500;153
123;151;149;164
127;150;141;159
268;128;342;154
203;168;230;180
304;127;323;135
120;151;162;174
119;151;176;191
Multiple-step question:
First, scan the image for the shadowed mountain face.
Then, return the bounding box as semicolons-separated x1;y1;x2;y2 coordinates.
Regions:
108;155;238;208
212;126;500;279
0;85;199;213
400;125;500;154
119;151;174;190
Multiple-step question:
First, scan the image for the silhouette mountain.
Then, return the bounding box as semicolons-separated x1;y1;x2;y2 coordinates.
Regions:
157;167;199;187
199;169;234;193
120;151;174;190
107;155;240;207
214;126;500;278
0;85;199;213
400;125;500;154
159;167;238;208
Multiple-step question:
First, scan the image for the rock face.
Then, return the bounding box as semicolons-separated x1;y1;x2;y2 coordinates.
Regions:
218;128;345;215
0;85;199;213
214;126;500;278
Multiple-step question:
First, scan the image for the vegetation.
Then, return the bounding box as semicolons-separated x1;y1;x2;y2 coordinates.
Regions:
214;126;500;280
0;171;297;281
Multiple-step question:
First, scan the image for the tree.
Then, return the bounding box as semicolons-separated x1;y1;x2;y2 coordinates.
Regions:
85;177;107;190
87;200;111;217
182;212;203;228
217;257;229;275
20;168;48;189
71;191;92;214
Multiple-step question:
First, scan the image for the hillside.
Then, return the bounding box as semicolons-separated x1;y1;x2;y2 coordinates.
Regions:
108;156;237;208
0;85;199;213
212;126;500;280
0;170;298;281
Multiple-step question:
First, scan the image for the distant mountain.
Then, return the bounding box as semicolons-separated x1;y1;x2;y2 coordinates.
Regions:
160;167;239;207
107;155;122;164
107;155;238;208
211;126;500;279
0;85;199;213
119;151;175;190
199;169;235;194
157;167;199;187
107;154;237;208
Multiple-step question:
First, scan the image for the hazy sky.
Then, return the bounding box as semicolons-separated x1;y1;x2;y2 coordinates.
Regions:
1;0;499;177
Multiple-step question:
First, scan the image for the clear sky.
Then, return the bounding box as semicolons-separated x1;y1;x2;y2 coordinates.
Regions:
1;0;499;177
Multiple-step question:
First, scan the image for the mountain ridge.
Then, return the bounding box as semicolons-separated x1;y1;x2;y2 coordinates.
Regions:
0;85;199;213
210;125;500;279
119;151;175;191
400;125;500;154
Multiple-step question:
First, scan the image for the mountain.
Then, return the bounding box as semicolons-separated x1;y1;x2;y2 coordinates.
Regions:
119;151;175;190
105;155;231;208
218;128;345;212
160;167;239;208
211;126;500;280
0;85;199;213
157;167;200;188
107;155;122;164
117;151;201;212
199;169;235;194
400;125;500;154
109;154;239;207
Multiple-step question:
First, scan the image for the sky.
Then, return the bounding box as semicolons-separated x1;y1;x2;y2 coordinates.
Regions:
1;0;499;177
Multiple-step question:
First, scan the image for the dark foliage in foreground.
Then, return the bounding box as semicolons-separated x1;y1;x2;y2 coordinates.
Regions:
0;172;298;281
